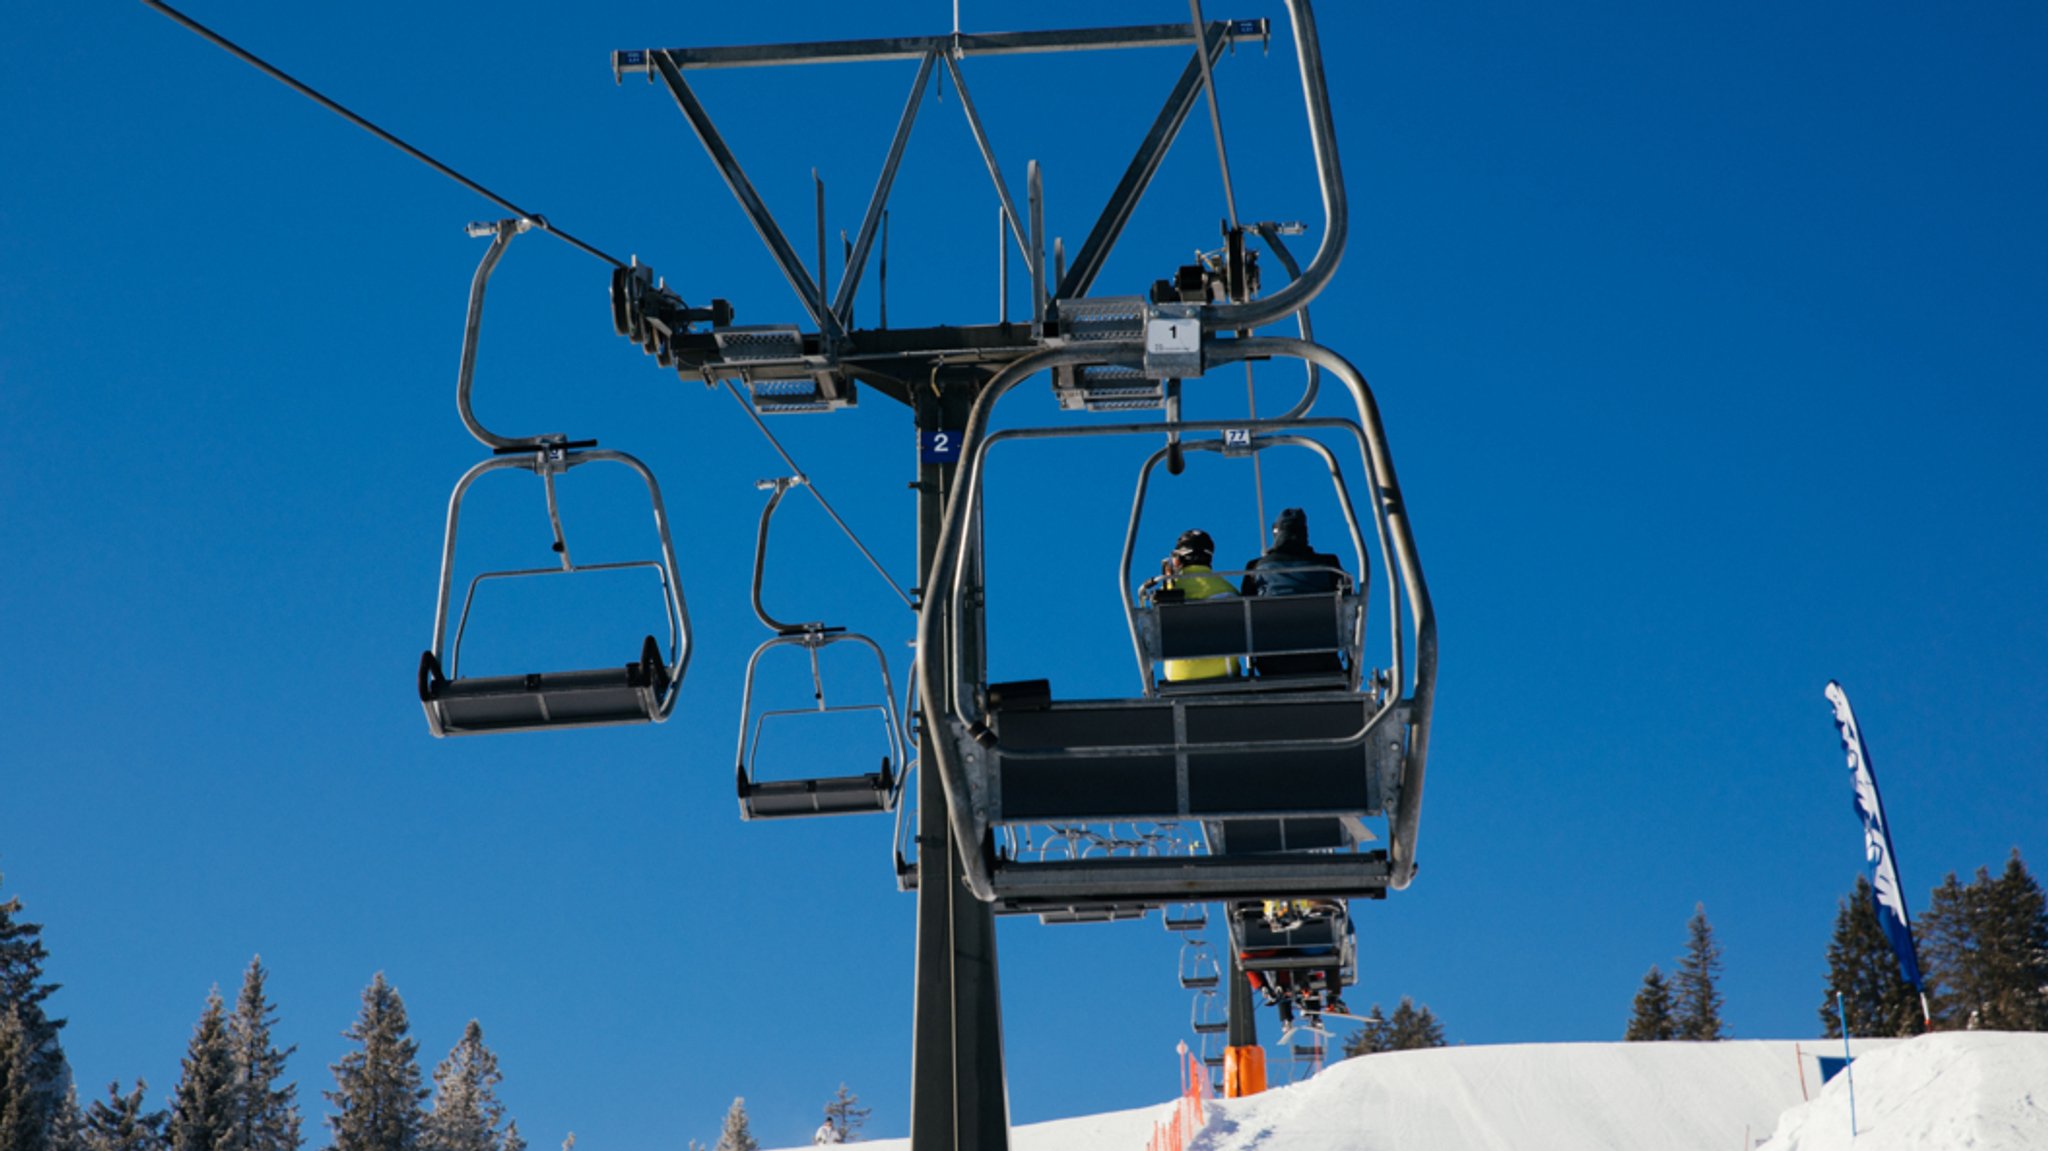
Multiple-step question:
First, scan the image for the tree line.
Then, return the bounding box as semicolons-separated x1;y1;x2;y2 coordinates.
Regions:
2;871;873;1151
0;874;519;1151
1624;849;2048;1041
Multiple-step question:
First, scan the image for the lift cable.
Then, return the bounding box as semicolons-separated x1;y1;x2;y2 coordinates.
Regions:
1184;0;1271;536
721;381;917;611
1188;0;1240;231
139;0;627;269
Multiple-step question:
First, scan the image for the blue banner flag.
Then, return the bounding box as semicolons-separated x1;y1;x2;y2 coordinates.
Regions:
1825;681;1924;989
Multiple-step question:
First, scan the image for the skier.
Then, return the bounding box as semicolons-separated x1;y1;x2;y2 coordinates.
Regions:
1159;528;1241;684
1239;507;1350;679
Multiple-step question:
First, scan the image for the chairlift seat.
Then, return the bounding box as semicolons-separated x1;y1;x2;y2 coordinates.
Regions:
739;762;895;819
419;640;669;737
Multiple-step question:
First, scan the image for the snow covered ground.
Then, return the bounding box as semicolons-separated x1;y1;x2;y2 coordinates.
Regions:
786;1032;2048;1151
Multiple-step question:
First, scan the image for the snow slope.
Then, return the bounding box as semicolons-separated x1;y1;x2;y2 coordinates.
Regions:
1759;1032;2048;1151
784;1033;2048;1151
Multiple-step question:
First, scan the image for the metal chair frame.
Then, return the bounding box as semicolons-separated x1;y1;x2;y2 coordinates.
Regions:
421;219;689;736
733;476;907;818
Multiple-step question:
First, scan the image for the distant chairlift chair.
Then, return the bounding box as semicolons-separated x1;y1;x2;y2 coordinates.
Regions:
733;476;907;819
419;218;690;736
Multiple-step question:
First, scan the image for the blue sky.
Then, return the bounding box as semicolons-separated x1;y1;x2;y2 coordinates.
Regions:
5;2;2047;1148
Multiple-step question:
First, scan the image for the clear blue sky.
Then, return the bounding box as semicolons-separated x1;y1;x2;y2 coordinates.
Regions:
5;2;2046;1148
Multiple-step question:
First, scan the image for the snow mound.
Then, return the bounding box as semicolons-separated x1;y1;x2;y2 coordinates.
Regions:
1758;1031;2048;1151
772;1033;2048;1151
1189;1041;1814;1151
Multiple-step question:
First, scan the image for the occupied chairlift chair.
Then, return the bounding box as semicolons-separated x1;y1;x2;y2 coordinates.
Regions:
1231;899;1355;1016
733;475;907;818
420;218;689;736
914;5;1434;908
917;344;1434;913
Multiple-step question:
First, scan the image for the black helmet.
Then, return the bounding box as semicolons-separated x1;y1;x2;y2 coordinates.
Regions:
1172;528;1215;564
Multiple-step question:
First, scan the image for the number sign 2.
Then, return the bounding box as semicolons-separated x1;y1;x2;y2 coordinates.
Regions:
920;429;964;464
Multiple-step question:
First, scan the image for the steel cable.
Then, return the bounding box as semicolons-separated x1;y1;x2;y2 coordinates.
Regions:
140;0;626;268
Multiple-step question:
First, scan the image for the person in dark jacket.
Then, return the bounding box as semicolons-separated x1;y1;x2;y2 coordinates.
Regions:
1240;507;1349;678
1240;507;1346;597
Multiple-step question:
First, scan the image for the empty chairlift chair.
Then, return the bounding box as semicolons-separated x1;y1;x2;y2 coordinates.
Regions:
419;218;690;736
1178;940;1223;990
733;476;906;819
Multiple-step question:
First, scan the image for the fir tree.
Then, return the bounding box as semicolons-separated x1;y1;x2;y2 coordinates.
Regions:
2;1005;51;1151
1819;876;1922;1038
81;1082;165;1151
1920;868;1987;1028
1385;997;1446;1050
51;1086;82;1151
225;959;300;1151
170;992;234;1151
324;976;426;1151
1624;966;1676;1041
819;1085;867;1143
1340;1004;1390;1058
0;874;71;1137
711;1099;756;1151
422;1023;517;1151
1976;851;2048;1030
1672;904;1726;1040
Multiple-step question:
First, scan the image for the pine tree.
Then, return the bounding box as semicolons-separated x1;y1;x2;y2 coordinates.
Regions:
1819;876;1922;1038
170;993;234;1151
819;1085;867;1143
1671;904;1726;1040
225;959;300;1151
1340;1004;1391;1058
324;976;426;1151
2;1005;51;1151
1385;997;1446;1050
711;1099;756;1151
51;1086;82;1151
81;1082;166;1151
1976;851;2048;1030
0;874;71;1139
423;1023;517;1151
1624;966;1676;1041
1919;869;1984;1028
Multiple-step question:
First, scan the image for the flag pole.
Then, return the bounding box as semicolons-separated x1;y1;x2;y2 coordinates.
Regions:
1836;992;1859;1138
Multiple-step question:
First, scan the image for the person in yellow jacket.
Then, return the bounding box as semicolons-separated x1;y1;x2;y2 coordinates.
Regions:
1160;528;1242;684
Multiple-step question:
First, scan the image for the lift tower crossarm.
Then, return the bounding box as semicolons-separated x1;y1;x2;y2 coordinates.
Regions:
651;52;848;344
612;21;1267;74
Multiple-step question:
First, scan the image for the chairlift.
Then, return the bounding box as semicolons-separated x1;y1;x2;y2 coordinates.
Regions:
916;338;1435;912
1163;903;1209;932
420;219;688;736
1191;989;1228;1036
1178;940;1222;990
734;476;907;818
1232;899;1354;1020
